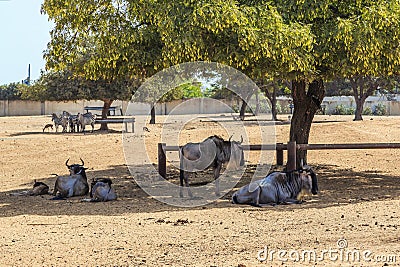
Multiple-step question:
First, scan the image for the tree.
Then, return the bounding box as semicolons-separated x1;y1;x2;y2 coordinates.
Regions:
41;1;160;127
0;83;22;100
272;0;400;165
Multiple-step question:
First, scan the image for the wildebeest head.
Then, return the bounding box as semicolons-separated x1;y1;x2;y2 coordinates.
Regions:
299;165;318;195
65;158;88;175
31;180;50;195
226;135;245;169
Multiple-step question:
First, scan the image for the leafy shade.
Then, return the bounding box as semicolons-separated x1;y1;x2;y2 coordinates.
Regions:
23;70;135;102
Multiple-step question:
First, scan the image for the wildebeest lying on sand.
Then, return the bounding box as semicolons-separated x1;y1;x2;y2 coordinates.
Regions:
10;180;50;196
232;165;318;207
179;135;245;198
81;178;117;202
51;158;89;200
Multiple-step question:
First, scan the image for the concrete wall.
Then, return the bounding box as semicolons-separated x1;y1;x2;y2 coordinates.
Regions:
1;96;400;116
321;96;398;115
7;100;42;116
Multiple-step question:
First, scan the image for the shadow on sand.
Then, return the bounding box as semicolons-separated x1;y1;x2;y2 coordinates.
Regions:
0;163;399;217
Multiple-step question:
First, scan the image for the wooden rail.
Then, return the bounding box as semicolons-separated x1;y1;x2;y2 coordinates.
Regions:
158;141;400;178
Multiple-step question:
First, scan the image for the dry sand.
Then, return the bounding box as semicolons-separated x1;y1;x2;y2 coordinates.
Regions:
0;114;399;266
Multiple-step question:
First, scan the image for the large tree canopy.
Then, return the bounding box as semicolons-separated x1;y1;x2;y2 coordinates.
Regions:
42;0;400;164
270;0;400;165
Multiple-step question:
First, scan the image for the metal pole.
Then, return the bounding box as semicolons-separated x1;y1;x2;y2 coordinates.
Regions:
158;143;167;179
287;141;297;171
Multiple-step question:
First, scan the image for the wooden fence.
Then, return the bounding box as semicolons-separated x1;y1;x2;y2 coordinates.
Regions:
157;142;400;178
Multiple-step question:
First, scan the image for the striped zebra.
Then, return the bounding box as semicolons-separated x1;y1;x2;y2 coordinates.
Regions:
68;114;80;132
78;112;96;133
51;113;68;132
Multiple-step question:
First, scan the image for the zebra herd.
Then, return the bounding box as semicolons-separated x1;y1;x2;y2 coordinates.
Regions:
51;111;96;133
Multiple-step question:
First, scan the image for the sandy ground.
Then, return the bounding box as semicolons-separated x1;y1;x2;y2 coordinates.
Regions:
0;114;399;267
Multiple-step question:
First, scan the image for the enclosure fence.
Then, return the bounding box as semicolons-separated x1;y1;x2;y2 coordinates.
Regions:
158;142;400;178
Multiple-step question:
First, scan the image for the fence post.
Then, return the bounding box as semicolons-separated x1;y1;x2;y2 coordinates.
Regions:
287;141;297;171
158;143;167;179
276;143;284;165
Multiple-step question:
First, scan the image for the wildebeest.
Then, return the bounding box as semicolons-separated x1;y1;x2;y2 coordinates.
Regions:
52;158;89;199
81;178;117;202
232;165;318;206
10;180;50;196
77;112;96;133
179;135;245;198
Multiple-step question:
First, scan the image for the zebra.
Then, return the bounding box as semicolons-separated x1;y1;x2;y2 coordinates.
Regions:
51;113;68;132
77;112;96;133
68;114;80;132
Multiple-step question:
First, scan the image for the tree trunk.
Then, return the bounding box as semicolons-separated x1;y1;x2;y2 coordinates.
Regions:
150;105;156;124
271;85;277;121
353;97;364;121
290;79;325;167
239;99;247;120
100;99;113;131
259;83;278;121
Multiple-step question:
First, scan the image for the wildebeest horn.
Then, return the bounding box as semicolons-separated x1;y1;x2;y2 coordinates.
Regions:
229;135;233;142
65;158;71;168
80;158;85;166
240;135;243;144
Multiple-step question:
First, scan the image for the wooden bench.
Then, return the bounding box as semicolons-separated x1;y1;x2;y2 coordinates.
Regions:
95;117;135;133
84;106;123;116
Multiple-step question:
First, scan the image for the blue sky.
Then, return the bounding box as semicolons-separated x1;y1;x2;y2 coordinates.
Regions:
0;0;52;85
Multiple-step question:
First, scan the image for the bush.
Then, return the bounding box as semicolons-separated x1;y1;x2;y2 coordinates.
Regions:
0;83;22;100
276;103;290;114
373;103;387;116
333;104;355;115
362;106;373;115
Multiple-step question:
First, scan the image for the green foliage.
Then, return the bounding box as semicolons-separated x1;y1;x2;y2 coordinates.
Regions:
334;104;355;115
276;103;290;114
374;103;387;116
0;83;22;100
182;83;203;98
160;82;203;102
24;70;135;102
324;79;353;96
203;86;236;100
362;106;373;115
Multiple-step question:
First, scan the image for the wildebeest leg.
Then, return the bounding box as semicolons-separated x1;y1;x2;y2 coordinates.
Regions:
179;163;193;198
281;198;303;205
179;168;184;198
91;123;94;133
184;173;193;198
213;163;222;196
256;203;278;207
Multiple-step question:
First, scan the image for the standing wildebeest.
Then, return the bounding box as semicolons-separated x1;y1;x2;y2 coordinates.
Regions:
179;135;245;198
52;158;89;199
232;165;318;206
81;178;117;202
10;180;50;196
